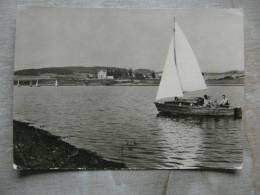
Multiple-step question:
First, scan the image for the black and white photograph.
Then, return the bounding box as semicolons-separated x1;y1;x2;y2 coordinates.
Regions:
14;7;244;170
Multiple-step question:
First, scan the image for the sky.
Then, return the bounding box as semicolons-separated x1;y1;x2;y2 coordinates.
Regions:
15;8;244;72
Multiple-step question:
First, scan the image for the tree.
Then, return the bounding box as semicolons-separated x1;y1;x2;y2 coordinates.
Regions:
135;73;145;80
151;72;156;79
128;68;133;78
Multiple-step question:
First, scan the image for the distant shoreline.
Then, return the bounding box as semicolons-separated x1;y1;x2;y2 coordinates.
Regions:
14;67;244;87
13;120;126;170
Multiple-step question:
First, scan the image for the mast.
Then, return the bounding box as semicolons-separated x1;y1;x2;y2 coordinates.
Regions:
173;17;183;91
173;17;177;66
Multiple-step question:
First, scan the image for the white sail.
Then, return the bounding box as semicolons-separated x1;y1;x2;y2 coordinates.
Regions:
156;37;183;101
175;23;207;92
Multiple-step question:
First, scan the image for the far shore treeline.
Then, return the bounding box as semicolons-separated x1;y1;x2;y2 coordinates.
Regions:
14;66;245;86
15;66;158;80
15;66;244;77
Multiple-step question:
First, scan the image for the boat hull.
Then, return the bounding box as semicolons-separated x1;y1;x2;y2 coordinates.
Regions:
154;102;242;118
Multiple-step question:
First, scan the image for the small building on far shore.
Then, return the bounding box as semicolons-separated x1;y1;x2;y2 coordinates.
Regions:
107;75;114;80
97;70;107;79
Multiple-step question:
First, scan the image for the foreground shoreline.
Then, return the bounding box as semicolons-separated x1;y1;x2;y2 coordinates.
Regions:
13;120;126;170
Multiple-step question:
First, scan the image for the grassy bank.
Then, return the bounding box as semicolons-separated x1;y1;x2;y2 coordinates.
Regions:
13;120;126;170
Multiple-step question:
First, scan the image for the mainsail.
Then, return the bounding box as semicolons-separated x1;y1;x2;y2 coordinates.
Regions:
175;23;207;92
156;20;207;101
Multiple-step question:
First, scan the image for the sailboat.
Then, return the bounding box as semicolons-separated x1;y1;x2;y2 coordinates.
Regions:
35;80;39;87
55;80;58;87
154;18;242;118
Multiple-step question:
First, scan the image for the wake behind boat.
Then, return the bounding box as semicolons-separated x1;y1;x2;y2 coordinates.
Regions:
154;18;242;119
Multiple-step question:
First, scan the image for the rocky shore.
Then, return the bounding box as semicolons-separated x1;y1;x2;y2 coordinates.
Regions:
13;120;126;170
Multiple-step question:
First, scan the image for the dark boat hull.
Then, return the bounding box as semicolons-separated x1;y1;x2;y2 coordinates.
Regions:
154;102;242;118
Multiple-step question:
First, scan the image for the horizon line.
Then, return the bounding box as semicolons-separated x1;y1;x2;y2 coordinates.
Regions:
14;65;245;74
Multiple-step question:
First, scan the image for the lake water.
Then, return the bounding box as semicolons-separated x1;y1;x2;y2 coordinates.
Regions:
14;85;244;169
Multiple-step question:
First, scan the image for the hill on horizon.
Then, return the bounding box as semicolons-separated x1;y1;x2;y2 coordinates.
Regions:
14;66;156;76
14;66;244;77
15;66;128;76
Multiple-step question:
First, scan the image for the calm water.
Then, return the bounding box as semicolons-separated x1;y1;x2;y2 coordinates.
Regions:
14;85;244;169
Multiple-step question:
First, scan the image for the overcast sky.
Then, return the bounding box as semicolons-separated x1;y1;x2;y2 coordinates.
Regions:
15;8;244;72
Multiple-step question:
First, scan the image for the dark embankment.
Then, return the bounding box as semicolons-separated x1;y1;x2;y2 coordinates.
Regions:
13;120;126;170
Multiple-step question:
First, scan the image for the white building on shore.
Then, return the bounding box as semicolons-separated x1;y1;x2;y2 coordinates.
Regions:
97;70;107;79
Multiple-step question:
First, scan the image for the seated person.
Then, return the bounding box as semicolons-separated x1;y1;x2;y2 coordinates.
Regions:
211;99;218;108
196;97;204;106
174;97;183;106
219;94;230;107
169;97;179;105
203;94;211;107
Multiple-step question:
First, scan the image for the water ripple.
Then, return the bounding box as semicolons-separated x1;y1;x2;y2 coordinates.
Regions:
14;85;243;169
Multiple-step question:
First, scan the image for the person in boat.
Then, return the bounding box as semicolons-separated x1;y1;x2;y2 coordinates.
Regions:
173;97;184;106
205;95;218;108
196;97;204;106
203;94;211;107
172;97;180;105
219;94;230;107
211;99;218;108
